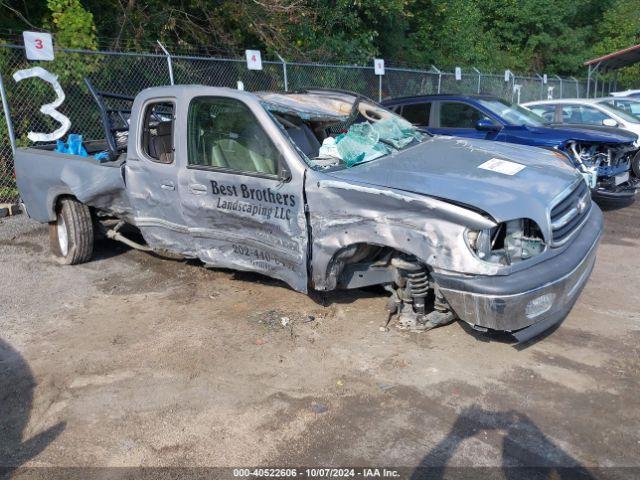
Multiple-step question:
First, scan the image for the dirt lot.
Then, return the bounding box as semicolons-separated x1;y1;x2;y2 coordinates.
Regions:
1;199;639;477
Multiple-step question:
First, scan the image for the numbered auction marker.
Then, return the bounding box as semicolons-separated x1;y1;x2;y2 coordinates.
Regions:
374;58;385;76
23;31;54;61
246;50;262;71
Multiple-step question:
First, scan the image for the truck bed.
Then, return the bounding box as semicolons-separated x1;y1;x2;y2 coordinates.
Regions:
15;147;131;223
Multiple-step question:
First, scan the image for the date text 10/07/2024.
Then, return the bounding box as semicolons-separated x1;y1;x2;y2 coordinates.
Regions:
232;468;401;478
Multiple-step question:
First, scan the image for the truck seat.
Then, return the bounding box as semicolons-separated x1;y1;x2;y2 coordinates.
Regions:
215;139;277;175
149;121;173;162
199;132;230;168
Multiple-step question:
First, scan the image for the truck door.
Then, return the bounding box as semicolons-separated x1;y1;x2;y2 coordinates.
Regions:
179;95;309;292
126;99;193;252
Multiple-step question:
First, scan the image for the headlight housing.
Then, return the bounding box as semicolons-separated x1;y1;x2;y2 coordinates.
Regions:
466;219;545;265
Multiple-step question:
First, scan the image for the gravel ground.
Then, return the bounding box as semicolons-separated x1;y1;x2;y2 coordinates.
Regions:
0;200;639;478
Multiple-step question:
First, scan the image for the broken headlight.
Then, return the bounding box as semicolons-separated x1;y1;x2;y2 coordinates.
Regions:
466;219;545;265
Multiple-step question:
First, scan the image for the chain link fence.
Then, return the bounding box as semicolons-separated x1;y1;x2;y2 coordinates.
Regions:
0;44;593;204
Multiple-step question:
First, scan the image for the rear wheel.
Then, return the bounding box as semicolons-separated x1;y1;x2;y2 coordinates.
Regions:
49;198;94;264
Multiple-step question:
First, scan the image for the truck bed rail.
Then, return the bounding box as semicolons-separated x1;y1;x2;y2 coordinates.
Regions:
84;77;134;160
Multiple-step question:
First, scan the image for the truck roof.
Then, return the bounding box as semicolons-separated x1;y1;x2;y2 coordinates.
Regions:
136;84;255;100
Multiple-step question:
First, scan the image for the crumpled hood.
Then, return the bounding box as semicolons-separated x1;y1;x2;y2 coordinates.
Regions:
503;124;636;146
325;136;582;228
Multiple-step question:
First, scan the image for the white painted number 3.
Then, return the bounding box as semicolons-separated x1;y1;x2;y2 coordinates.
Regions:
12;66;71;142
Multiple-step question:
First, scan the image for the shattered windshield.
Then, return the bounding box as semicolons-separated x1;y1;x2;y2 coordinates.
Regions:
326;100;425;167
259;92;426;170
331;105;424;166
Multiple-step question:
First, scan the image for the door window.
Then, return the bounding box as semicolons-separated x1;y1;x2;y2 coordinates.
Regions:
439;102;491;128
605;100;640;115
188;97;281;176
599;100;640;123
141;101;174;163
401;103;431;126
560;105;609;125
528;105;556;122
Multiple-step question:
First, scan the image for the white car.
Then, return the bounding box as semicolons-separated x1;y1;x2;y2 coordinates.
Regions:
610;89;640;98
523;98;640;139
523;98;640;177
597;96;640;118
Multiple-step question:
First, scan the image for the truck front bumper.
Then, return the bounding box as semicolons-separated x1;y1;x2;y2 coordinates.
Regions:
432;205;603;338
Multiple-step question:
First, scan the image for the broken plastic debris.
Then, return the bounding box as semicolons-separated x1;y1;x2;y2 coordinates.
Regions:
94;151;110;161
318;137;341;159
55;134;88;157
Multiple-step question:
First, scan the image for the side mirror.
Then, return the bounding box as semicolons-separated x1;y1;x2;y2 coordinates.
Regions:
278;166;292;183
602;118;618;127
475;119;500;131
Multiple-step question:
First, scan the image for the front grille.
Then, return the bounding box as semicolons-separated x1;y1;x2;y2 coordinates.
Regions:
550;180;591;245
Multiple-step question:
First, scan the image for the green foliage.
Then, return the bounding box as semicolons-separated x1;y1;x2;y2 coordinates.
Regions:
45;0;97;49
592;0;640;88
1;0;640;82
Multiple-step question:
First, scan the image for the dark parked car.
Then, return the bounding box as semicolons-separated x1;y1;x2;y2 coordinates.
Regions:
382;94;638;200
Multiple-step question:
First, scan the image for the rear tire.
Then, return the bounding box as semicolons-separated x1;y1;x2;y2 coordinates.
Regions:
50;198;94;265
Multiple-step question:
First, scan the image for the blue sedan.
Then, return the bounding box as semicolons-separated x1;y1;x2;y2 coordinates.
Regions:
382;94;638;199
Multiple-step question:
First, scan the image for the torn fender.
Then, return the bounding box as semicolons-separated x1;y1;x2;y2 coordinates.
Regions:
305;173;500;291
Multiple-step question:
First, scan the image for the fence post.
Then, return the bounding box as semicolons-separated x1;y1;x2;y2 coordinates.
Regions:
472;67;481;94
275;52;288;92
432;65;442;94
570;76;579;98
0;72;16;155
535;74;544;99
157;41;174;85
554;75;563;98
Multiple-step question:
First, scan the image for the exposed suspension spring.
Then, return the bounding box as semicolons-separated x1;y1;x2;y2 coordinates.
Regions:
391;257;430;315
407;269;429;296
406;268;429;314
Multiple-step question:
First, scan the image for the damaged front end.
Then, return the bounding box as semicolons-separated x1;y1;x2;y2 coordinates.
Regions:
563;141;638;199
260;89;602;342
383;217;547;333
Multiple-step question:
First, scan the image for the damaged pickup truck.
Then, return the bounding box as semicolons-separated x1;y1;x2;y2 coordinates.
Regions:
15;85;603;342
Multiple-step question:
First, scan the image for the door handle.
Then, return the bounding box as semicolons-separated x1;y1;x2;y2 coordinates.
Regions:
189;183;207;194
160;182;175;191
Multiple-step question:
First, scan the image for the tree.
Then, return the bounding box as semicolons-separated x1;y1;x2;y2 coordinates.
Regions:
591;0;640;88
45;0;98;49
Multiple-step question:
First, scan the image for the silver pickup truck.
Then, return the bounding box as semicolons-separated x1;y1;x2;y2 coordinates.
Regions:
15;85;603;342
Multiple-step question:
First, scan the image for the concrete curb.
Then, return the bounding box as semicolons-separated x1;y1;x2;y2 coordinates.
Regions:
0;203;22;218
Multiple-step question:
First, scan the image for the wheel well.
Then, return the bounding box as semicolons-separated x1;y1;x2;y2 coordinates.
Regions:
50;193;77;219
326;243;420;290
